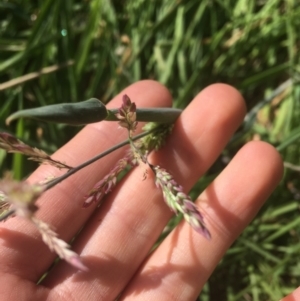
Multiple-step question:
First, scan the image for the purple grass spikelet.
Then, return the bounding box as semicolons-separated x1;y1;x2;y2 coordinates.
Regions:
0;178;87;271
0;132;72;169
115;94;138;136
0;178;44;219
32;217;88;271
83;153;134;207
152;165;211;239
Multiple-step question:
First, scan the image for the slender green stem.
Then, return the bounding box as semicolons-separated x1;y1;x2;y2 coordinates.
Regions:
44;127;158;190
0;127;160;222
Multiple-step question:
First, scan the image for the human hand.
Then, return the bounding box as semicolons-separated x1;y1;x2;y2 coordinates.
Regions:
0;81;290;300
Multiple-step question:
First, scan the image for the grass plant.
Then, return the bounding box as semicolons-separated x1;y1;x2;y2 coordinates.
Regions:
0;0;300;300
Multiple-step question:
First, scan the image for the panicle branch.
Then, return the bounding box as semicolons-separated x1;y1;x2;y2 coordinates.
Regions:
139;122;174;152
0;178;87;271
0;178;43;219
83;152;134;207
0;132;72;169
31;217;88;271
152;165;211;239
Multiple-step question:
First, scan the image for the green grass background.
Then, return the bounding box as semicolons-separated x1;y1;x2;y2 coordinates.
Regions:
1;0;300;300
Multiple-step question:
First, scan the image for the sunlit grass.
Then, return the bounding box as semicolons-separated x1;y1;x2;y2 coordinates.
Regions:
0;0;300;299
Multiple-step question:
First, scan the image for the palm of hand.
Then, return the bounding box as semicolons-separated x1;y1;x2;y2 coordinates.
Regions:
1;81;289;301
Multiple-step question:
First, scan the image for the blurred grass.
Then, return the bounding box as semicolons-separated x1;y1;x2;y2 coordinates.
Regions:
0;0;300;300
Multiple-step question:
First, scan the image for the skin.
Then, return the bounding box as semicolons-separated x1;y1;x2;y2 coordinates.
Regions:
0;81;296;301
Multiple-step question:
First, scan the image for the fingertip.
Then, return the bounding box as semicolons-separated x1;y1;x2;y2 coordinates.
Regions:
238;140;284;187
200;83;247;118
281;287;300;301
199;140;283;241
180;83;246;139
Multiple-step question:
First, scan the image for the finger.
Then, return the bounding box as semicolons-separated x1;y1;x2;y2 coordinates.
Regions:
0;80;172;282
280;287;300;301
44;84;246;301
120;141;283;301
